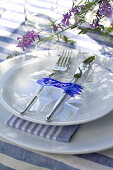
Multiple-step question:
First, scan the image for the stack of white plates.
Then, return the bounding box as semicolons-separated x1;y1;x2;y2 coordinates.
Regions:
0;50;113;154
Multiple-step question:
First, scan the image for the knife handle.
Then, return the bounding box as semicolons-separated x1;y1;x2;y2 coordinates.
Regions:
46;78;79;122
46;93;68;121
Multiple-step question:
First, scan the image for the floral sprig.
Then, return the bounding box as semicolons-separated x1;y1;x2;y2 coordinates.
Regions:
17;0;113;51
17;30;40;51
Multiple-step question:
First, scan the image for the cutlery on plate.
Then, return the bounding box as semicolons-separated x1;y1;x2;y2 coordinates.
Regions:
20;50;72;115
46;56;95;122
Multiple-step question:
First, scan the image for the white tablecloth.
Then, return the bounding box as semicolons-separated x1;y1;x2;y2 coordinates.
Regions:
0;0;113;169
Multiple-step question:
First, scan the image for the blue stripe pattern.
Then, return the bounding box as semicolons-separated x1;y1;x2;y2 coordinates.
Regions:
43;125;53;137
0;164;15;170
0;140;79;170
6;115;79;142
77;153;113;168
56;125;80;142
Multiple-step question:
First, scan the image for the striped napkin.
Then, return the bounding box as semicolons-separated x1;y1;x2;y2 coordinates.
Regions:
6;115;79;142
5;85;83;142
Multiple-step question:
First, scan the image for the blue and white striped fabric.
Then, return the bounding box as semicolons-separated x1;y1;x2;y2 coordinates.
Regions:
1;0;113;170
6;115;79;142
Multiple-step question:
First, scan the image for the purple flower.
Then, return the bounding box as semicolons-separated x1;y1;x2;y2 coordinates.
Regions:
90;18;100;29
80;5;85;8
61;11;71;26
61;5;84;26
17;30;40;51
53;23;64;32
53;24;58;32
99;1;113;18
71;6;79;15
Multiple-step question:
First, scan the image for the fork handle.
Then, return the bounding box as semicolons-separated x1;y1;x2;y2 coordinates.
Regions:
20;72;55;115
20;86;43;114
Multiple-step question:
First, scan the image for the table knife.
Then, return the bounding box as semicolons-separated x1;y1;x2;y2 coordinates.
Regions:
46;56;95;122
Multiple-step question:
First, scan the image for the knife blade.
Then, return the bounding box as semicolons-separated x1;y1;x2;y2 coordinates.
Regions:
46;56;95;122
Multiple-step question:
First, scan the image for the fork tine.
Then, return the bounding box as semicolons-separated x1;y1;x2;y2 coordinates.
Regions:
57;50;72;68
56;51;68;67
59;51;67;66
63;51;72;67
56;51;65;66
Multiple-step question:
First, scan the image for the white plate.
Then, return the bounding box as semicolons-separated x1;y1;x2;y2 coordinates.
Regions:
0;50;113;154
0;50;113;126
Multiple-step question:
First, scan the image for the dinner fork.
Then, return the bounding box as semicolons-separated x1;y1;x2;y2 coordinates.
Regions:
20;50;72;115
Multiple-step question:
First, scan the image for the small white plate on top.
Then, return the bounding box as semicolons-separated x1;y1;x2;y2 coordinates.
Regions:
0;50;113;126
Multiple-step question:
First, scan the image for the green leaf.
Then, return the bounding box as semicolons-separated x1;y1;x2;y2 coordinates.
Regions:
84;56;95;64
7;54;13;59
